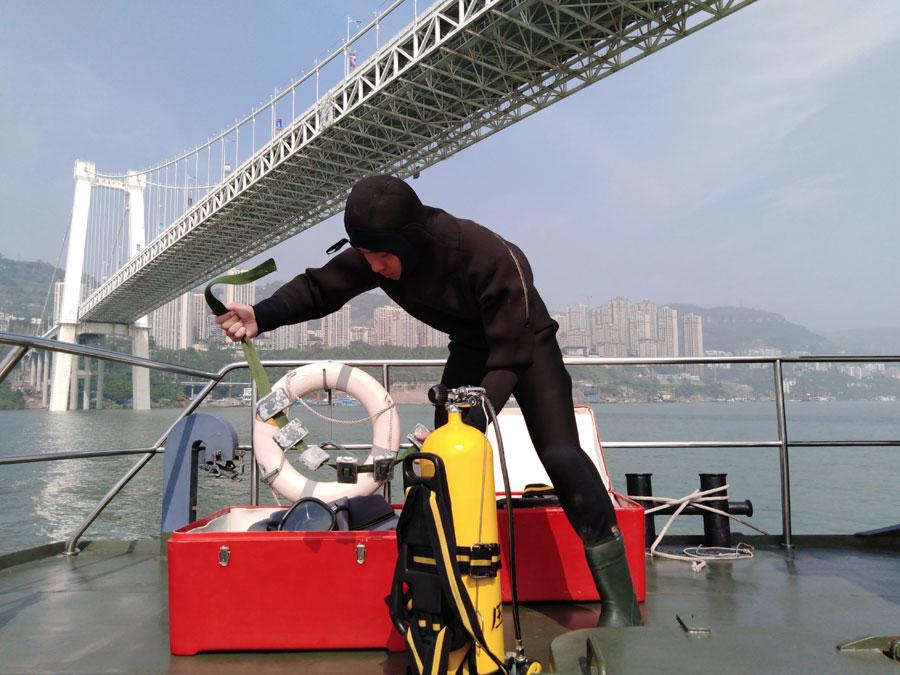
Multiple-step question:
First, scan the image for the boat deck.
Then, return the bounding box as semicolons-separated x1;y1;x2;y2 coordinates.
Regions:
1;539;897;673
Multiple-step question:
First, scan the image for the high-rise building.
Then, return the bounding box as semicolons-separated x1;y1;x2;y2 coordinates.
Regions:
552;313;569;349
351;326;374;344
596;341;627;357
682;312;704;375
589;305;612;345
567;304;588;332
150;294;190;350
637;338;658;358
609;297;632;347
322;305;351;348
636;301;658;337
628;303;656;356
657;307;679;357
396;312;418;347
225;269;255;307
268;322;308;350
190;292;209;345
418;322;446;348
374;305;403;345
682;313;704;357
564;304;590;353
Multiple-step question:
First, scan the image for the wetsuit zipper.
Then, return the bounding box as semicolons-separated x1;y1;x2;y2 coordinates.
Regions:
494;234;530;326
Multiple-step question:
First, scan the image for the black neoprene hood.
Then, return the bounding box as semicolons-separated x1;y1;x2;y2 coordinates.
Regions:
336;175;430;272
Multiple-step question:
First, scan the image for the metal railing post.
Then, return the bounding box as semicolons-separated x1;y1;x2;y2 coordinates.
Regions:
773;359;794;549
0;345;28;384
250;379;259;506
0;328;57;385
64;375;223;556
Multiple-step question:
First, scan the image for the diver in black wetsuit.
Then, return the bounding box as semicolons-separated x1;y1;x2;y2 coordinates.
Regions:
216;175;642;626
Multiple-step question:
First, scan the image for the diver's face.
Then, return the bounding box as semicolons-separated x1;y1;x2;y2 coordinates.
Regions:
357;248;402;280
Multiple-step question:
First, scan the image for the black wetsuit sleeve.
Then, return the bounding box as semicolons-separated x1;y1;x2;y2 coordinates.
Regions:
252;249;378;333
473;240;535;410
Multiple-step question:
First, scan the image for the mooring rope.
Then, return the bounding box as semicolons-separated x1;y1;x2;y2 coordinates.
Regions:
642;484;768;572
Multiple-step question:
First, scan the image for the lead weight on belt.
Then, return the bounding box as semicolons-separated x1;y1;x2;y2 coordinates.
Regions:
336;456;359;484
299;444;331;471
273;418;309;450
372;454;394;482
256;387;291;421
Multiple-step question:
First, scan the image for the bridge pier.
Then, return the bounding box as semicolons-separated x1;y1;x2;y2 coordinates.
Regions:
41;350;49;408
132;324;151;410
95;358;104;409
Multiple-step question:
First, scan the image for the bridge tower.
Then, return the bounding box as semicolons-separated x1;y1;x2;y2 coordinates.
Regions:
49;161;151;411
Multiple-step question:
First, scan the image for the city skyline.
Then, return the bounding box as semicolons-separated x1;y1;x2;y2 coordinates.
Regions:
137;270;706;357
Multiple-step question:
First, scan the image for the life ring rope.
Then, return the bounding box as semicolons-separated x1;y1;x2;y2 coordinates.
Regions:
258;401;399;488
294;396;397;426
252;361;402;502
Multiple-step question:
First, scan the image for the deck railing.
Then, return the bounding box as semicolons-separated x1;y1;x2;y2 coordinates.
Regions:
2;330;899;554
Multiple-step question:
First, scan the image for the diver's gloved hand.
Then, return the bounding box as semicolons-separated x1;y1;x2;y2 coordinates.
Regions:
462;404;487;432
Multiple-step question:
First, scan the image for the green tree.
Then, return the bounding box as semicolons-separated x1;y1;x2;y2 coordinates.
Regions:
0;382;25;410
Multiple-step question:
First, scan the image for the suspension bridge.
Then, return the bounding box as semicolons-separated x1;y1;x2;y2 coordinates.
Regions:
5;0;757;410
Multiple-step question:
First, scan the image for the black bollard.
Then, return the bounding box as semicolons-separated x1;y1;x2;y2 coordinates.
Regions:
699;473;731;547
625;473;656;542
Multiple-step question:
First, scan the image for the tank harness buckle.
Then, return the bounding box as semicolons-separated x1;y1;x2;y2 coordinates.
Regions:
464;543;501;579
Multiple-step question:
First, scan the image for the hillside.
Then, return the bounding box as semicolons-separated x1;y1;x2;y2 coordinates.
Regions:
824;327;900;355
0;255;63;319
668;304;835;354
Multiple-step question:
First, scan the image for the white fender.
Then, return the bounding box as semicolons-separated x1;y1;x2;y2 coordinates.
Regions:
252;362;401;502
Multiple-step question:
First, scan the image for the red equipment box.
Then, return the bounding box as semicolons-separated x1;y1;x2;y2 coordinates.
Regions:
168;500;645;655
167;506;405;656
168;406;646;655
497;494;646;603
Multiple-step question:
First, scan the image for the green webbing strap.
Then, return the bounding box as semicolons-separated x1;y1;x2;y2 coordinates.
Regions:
204;259;408;476
204;259;287;428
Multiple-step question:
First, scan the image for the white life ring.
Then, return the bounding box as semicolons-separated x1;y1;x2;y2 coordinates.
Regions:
252;362;401;502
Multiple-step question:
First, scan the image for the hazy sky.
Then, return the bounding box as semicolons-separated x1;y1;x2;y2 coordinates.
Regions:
2;0;899;333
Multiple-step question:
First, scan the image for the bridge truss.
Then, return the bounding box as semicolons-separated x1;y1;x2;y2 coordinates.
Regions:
79;0;755;324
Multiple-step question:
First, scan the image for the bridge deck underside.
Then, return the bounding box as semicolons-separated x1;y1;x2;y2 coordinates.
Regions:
79;0;754;324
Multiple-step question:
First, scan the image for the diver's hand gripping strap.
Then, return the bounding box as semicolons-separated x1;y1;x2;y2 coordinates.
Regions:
388;455;507;675
204;259;279;399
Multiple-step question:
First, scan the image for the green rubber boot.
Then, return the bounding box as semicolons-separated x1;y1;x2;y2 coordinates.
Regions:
585;529;643;627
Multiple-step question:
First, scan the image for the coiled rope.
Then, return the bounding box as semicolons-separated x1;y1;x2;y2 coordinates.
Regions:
642;484;768;572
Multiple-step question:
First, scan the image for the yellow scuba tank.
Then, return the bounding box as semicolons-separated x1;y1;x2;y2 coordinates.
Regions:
420;405;505;674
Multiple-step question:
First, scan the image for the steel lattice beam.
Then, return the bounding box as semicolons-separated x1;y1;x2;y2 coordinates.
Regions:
79;0;757;324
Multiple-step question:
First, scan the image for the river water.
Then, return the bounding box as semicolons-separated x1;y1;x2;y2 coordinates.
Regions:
1;400;898;555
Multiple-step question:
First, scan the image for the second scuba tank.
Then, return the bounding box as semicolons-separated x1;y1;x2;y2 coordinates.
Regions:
420;401;504;674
